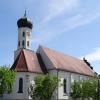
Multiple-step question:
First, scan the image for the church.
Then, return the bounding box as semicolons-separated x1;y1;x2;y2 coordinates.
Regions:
3;13;95;100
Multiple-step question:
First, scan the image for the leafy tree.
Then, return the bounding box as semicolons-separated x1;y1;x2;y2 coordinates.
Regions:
0;66;15;97
29;74;59;100
71;81;81;100
81;79;98;99
71;78;100;100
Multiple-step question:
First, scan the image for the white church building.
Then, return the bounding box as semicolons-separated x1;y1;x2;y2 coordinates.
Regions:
3;13;95;100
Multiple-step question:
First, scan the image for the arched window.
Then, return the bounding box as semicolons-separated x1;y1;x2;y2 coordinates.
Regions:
22;32;25;37
63;79;67;94
22;40;24;47
18;78;23;93
27;41;29;47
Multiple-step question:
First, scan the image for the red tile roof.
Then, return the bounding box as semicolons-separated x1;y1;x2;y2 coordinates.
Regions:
11;49;43;73
11;46;95;76
39;46;95;76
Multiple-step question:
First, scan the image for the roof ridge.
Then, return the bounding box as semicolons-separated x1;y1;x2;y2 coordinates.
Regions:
41;46;92;66
40;45;80;60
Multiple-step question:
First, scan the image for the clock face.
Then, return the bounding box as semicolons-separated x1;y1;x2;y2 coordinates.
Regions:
27;32;30;36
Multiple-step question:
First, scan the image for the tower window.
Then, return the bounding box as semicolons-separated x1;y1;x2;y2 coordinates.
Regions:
63;79;67;94
18;41;20;46
22;40;24;47
22;32;25;37
27;41;29;47
18;78;23;93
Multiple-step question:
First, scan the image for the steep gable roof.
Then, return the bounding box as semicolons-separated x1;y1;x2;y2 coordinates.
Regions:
38;46;95;76
11;49;43;73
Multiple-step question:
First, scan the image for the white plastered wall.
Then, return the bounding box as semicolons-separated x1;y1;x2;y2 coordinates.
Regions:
17;27;32;50
49;70;90;100
3;72;40;100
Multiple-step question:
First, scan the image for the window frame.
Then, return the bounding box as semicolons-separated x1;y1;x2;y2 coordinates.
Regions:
63;78;67;94
18;78;23;93
18;41;20;47
22;32;25;37
27;41;29;47
22;40;25;47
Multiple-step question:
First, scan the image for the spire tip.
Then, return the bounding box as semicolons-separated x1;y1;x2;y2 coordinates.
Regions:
24;10;26;17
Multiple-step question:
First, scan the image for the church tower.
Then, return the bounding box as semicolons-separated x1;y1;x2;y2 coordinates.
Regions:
17;11;33;49
14;11;33;60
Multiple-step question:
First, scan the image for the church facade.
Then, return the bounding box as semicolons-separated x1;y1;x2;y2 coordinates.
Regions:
3;13;95;100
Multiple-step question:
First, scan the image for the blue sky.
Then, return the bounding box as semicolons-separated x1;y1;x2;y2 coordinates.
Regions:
0;0;100;74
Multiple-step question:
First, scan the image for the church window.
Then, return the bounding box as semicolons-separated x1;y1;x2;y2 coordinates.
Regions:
63;79;67;94
18;78;23;93
22;32;25;37
27;41;29;47
18;41;20;46
22;40;24;47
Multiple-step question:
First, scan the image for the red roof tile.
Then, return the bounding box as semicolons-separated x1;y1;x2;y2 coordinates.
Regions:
11;49;43;73
11;46;95;76
39;46;95;76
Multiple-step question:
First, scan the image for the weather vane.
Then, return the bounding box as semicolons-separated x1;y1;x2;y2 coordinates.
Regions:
24;10;27;17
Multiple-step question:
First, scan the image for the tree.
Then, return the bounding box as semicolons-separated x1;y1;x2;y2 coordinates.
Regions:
0;66;15;97
71;81;81;100
29;74;59;100
71;78;100;100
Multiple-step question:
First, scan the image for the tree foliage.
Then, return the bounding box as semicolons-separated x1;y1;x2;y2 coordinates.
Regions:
29;74;59;100
0;66;15;97
71;78;100;100
71;81;81;99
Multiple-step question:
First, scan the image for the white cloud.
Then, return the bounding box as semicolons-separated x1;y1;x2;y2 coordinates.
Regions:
32;10;100;44
60;9;100;33
80;48;100;62
40;0;80;24
32;0;80;43
31;0;100;44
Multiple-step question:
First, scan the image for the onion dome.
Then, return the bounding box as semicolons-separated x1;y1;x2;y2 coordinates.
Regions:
17;11;33;29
